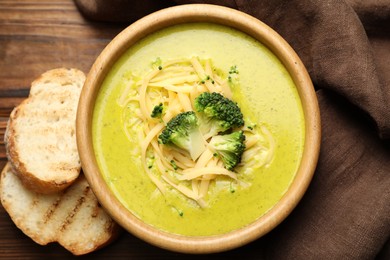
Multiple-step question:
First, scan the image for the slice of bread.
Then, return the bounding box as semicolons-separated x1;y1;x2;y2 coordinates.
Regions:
4;68;85;193
0;163;120;255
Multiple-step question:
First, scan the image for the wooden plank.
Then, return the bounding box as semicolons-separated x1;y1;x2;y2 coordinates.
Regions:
0;37;112;89
0;1;132;257
0;0;125;92
0;0;267;258
0;118;7;165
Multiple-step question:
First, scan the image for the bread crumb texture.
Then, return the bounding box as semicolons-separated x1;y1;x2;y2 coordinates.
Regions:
5;68;85;193
0;163;119;255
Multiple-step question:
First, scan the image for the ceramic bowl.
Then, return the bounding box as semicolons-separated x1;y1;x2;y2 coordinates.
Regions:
77;4;321;254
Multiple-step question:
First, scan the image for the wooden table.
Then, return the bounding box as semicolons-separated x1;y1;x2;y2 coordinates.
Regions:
0;1;267;258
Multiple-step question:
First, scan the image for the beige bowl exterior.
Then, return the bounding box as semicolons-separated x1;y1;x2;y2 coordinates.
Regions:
77;4;321;254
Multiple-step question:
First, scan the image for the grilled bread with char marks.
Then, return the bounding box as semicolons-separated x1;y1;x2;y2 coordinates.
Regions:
0;163;120;255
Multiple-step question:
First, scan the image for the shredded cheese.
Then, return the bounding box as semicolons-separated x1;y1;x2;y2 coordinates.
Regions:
178;167;237;181
119;57;274;207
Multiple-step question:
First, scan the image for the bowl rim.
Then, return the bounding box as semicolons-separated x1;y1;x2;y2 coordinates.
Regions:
77;3;321;254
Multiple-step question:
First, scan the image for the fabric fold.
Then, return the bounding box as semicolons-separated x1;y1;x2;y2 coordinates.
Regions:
176;0;390;139
73;0;390;258
266;89;390;259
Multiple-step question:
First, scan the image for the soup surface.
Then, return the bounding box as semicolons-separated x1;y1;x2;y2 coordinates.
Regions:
93;23;305;236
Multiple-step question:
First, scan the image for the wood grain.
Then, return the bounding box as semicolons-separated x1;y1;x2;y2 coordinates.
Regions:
0;0;269;258
0;0;115;165
0;0;123;163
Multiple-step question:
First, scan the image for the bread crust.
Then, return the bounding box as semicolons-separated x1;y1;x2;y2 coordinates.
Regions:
0;163;121;255
1;68;122;255
4;68;85;194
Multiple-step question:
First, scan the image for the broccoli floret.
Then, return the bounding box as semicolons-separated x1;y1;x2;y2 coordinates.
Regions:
228;65;239;82
229;65;239;75
208;130;246;171
151;103;163;118
158;111;206;160
194;92;244;138
170;160;179;171
152;57;163;70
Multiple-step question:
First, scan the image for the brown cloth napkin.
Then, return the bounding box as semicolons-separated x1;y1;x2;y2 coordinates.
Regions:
75;0;390;259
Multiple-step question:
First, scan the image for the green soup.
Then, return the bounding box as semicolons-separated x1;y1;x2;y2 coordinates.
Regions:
92;23;305;236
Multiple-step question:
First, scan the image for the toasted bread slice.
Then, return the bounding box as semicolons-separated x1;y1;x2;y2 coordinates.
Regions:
0;163;120;255
4;68;84;193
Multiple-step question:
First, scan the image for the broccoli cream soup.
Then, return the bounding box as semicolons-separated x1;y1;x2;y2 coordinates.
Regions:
93;23;305;236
